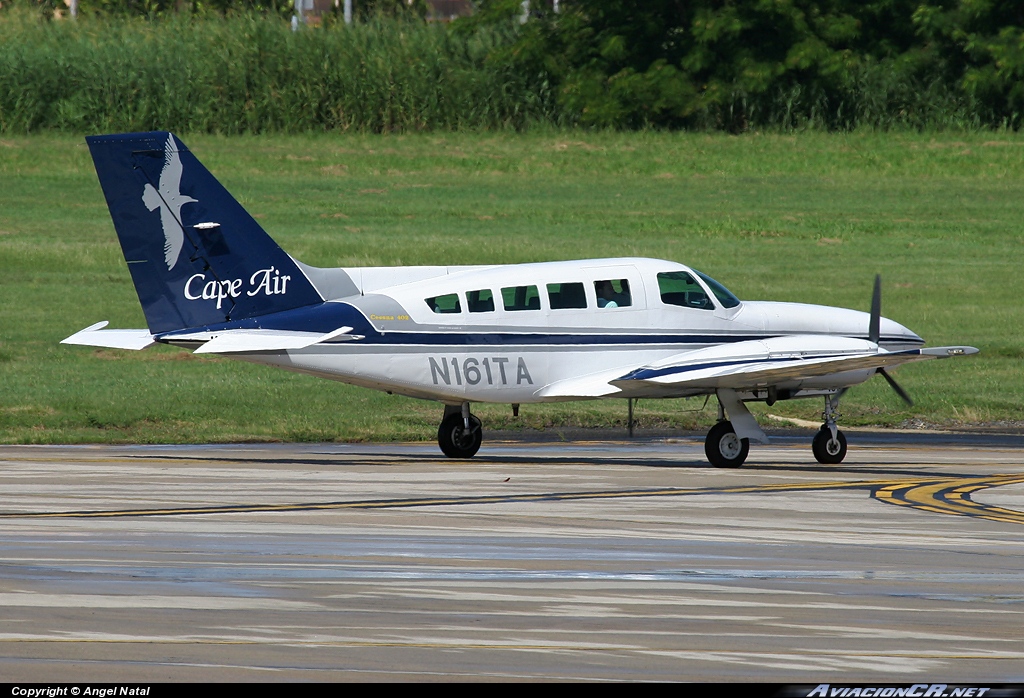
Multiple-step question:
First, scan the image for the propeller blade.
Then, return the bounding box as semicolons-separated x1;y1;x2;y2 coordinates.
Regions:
879;368;913;406
869;274;881;344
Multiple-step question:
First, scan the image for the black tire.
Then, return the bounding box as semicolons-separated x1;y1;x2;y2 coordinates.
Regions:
438;413;482;459
812;427;847;464
704;421;749;468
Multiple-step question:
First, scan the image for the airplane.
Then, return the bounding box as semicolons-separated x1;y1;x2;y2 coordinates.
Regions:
63;131;978;468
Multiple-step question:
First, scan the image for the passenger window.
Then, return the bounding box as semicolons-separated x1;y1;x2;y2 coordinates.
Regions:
658;271;713;310
547;282;587;310
467;289;495;313
426;293;462;314
594;279;632;309
501;285;540;311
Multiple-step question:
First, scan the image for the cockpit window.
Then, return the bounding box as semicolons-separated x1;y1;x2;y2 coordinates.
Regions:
501;285;541;311
694;270;741;308
467;289;495;313
657;271;713;310
426;293;462;314
594;279;632;308
547;282;588;310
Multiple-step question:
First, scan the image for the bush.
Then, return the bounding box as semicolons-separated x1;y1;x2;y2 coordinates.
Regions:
0;9;556;133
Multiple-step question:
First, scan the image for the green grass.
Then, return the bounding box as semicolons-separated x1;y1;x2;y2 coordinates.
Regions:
1;130;1022;444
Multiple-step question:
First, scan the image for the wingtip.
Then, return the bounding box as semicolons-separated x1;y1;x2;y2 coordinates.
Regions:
920;346;980;357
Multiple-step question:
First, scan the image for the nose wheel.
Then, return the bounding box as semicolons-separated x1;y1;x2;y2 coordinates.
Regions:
813;393;848;464
812;426;847;464
438;404;482;459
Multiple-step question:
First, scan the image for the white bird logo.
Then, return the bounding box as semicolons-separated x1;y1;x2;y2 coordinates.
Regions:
141;135;197;271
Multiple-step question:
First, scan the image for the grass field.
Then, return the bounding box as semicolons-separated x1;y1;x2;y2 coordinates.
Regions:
0;130;1021;444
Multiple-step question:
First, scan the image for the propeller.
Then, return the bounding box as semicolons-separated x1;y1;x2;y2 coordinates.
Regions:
869;274;913;406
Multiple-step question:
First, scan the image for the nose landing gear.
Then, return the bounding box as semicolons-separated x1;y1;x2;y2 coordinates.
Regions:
812;393;847;464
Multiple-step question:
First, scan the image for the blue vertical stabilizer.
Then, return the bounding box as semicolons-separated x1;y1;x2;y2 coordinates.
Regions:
86;132;323;334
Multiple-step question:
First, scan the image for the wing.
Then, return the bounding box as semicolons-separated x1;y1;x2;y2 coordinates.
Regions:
158;134;182;199
536;335;978;399
159;205;184;270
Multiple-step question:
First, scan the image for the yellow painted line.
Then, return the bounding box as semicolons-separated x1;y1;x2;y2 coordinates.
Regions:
0;477;919;520
4;468;1024;526
872;473;1024;525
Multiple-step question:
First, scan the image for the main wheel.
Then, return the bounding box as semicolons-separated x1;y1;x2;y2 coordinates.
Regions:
438;413;482;459
704;421;749;468
812;427;847;464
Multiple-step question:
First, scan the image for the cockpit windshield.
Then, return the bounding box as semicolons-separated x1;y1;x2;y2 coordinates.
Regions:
694;270;741;308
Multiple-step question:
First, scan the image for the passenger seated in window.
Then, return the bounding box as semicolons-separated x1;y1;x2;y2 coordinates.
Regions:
596;281;616;308
596;279;631;308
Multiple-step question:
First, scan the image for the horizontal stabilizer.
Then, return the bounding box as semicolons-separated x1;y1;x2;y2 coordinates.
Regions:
191;326;357;354
61;322;155;350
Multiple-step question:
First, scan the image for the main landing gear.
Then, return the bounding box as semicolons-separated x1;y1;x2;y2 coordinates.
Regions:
704;393;754;468
438;403;482;459
705;420;749;468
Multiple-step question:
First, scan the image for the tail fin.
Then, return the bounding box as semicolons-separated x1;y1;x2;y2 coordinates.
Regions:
86;132;323;334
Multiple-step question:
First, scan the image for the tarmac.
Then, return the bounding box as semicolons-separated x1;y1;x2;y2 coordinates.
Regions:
1;432;1023;682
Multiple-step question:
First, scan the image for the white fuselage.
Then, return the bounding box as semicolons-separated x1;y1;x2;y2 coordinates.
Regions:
225;258;924;405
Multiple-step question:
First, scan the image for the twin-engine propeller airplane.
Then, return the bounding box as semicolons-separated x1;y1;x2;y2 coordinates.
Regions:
64;132;978;467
